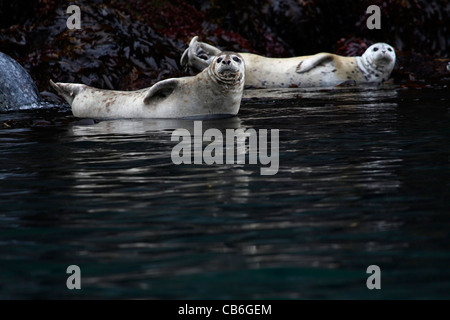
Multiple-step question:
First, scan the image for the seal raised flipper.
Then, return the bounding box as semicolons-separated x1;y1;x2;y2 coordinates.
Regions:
295;53;334;73
143;78;179;104
197;40;222;58
180;36;221;72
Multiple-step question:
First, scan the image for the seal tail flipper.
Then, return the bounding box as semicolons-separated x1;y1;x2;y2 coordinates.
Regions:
143;78;179;104
296;53;333;73
180;36;221;72
49;80;82;105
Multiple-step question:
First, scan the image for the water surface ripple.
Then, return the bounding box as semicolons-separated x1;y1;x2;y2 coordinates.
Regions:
1;85;449;299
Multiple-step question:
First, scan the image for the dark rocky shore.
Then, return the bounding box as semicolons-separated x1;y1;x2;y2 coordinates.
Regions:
0;0;449;95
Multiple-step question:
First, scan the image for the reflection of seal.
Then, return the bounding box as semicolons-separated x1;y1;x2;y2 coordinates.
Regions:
181;37;396;88
51;52;245;119
70;117;242;137
0;52;42;111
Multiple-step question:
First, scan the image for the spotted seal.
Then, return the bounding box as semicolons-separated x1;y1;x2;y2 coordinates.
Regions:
51;52;245;119
181;36;396;88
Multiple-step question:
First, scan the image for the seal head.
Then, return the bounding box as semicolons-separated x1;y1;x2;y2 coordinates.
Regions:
358;43;396;82
209;52;245;85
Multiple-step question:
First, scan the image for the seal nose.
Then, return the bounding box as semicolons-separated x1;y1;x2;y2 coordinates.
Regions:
221;57;231;65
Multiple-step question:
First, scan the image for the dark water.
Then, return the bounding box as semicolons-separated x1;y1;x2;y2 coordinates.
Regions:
1;85;449;299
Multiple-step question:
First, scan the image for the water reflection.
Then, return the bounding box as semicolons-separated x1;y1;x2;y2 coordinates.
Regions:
69;116;243;136
243;84;399;101
66;116;253;215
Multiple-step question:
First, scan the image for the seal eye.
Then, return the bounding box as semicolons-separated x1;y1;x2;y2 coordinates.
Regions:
373;47;379;52
232;56;241;63
217;57;223;63
387;48;393;52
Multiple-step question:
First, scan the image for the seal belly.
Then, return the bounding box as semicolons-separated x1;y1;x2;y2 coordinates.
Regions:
71;88;147;119
243;54;365;88
243;54;306;88
243;54;339;88
296;63;341;87
161;77;241;118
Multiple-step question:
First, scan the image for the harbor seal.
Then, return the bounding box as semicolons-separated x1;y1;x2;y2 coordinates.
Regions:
51;52;245;119
0;52;42;111
181;36;396;88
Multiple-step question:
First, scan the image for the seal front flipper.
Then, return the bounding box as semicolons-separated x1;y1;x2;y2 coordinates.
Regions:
143;78;179;104
296;53;333;73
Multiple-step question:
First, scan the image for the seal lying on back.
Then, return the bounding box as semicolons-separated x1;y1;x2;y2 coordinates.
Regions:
0;52;42;111
51;52;245;119
181;36;396;88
